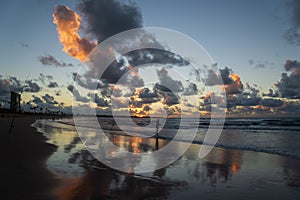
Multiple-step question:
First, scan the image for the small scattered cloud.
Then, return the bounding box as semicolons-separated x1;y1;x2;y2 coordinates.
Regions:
48;81;59;88
88;93;109;107
67;85;89;103
248;59;272;69
248;59;255;65
24;80;41;93
42;94;58;105
38;54;73;67
20;41;29;48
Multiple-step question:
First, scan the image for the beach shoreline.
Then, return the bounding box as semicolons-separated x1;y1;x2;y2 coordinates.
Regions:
1;115;300;199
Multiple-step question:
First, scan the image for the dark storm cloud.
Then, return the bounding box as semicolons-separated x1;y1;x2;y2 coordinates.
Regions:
76;0;188;88
67;85;89;103
38;54;73;67
275;60;300;99
78;0;142;42
284;0;300;45
24;80;41;93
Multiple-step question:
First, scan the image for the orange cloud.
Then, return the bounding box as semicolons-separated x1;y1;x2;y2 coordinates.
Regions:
53;5;97;62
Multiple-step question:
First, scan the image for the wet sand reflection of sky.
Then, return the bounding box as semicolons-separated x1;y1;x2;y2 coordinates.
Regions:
33;119;300;199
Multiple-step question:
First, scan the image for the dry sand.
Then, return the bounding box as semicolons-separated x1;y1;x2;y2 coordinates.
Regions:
0;115;58;199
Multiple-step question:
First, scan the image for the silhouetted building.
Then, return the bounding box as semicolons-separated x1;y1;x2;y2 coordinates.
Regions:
10;92;21;112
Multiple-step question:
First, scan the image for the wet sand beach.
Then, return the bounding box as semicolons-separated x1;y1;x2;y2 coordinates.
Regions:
35;118;300;200
1;116;300;199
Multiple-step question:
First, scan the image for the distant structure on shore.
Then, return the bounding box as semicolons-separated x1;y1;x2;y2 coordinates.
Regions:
10;91;21;112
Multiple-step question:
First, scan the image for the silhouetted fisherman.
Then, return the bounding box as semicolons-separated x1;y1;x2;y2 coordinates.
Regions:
155;119;159;150
155;119;159;137
9;113;15;134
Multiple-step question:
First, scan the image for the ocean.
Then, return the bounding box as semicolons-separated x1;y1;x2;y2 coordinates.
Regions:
53;116;300;160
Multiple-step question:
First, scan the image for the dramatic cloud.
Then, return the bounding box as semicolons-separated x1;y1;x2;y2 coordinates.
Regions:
206;67;244;95
284;0;300;45
53;1;188;89
53;5;97;61
129;88;156;117
38;54;73;67
100;60;145;88
78;0;142;42
206;67;233;86
275;60;300;98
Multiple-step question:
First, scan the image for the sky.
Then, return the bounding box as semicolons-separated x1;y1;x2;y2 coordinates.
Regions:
0;0;299;117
